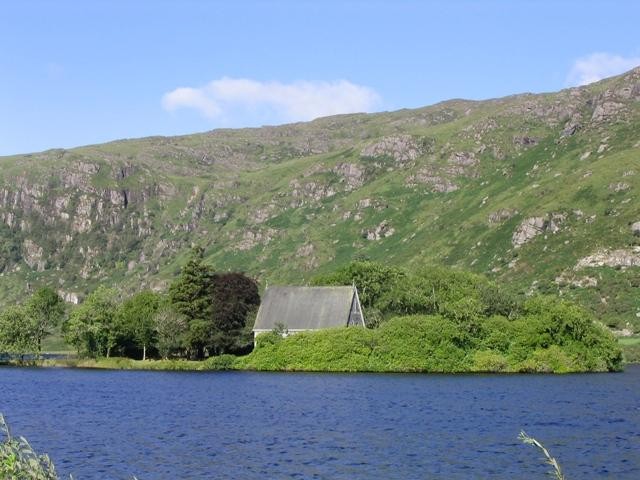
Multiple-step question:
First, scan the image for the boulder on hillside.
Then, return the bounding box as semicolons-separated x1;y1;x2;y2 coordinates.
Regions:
511;212;566;248
512;217;547;248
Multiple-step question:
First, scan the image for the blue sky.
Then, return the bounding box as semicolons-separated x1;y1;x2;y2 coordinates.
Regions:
1;0;639;156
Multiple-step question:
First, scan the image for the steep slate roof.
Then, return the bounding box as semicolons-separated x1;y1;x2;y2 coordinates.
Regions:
253;286;357;331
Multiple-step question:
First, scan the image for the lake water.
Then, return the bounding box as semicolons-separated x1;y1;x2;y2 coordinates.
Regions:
1;366;639;479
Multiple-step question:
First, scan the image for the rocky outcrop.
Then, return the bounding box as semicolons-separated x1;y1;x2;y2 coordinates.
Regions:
631;221;640;236
554;273;598;288
289;180;336;207
560;119;582;138
249;204;277;224
609;182;630;192
363;220;395;240
591;101;625;123
407;169;458;193
488;208;518;225
71;195;94;233
22;239;45;272
332;162;365;190
445;151;479;177
512;213;566;248
57;290;81;304
361;135;425;164
576;247;640;269
62;162;100;190
589;81;638;124
407;151;478;193
513;136;538;147
512;217;546;247
235;228;278;251
295;243;319;270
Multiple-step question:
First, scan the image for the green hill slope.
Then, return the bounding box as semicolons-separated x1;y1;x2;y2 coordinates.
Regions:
1;68;639;331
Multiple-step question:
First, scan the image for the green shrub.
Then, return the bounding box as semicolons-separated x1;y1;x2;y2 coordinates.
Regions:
472;350;509;372
204;354;238;370
515;346;579;373
0;414;58;479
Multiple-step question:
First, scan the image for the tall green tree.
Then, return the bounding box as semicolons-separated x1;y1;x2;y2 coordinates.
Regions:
168;247;214;320
168;246;215;359
116;290;161;360
25;287;65;357
64;286;119;358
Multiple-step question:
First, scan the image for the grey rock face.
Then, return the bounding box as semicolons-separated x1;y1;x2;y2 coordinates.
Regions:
512;217;547;248
235;228;278;251
512;212;567;247
576;247;640;269
609;182;630;192
361;135;424;164
363;220;395;240
22;239;45;272
591;101;625;122
332;162;365;190
407;169;458;192
513;136;539;146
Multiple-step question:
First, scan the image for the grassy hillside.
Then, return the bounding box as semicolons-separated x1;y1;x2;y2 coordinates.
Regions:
0;68;639;331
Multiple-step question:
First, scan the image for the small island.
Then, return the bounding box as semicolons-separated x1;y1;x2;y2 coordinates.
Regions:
2;249;624;374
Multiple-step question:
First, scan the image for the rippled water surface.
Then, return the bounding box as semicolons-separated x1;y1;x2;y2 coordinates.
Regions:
1;366;639;479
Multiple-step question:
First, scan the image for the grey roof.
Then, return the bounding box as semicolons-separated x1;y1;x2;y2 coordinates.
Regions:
253;286;356;331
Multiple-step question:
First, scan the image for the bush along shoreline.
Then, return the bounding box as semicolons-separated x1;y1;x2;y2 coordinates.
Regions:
1;260;624;374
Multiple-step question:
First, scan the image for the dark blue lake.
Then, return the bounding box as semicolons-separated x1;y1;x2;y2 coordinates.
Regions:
1;366;639;479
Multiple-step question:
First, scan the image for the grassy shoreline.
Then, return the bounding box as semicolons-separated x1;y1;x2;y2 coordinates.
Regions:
5;330;635;374
2;355;635;373
5;341;636;374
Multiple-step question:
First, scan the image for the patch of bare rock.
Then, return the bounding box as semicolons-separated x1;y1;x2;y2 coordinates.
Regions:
512;213;566;248
488;208;518;225
361;135;425;165
576;247;640;269
363;220;395;240
235;228;278;251
406;151;478;193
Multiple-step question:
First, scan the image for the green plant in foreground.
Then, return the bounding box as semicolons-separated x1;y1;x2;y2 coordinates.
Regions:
0;414;59;479
519;430;566;480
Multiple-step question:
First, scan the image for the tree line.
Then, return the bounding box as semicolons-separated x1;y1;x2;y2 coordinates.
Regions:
0;247;259;360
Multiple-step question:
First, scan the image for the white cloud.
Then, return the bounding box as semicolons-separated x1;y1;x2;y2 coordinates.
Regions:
161;87;221;118
566;52;640;86
162;77;381;122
